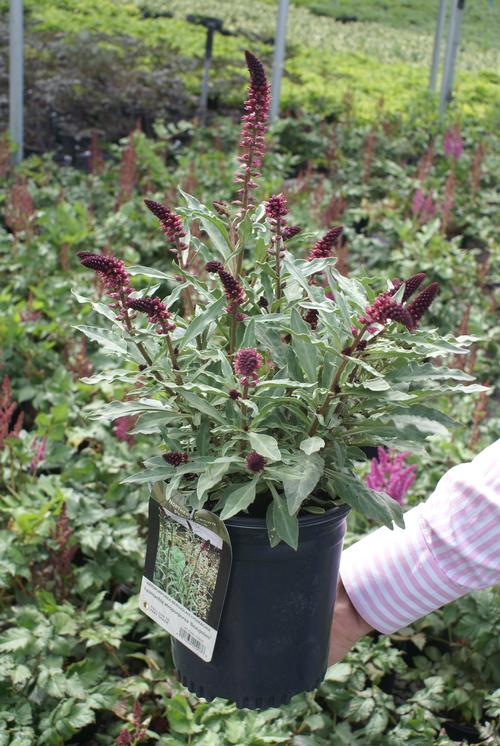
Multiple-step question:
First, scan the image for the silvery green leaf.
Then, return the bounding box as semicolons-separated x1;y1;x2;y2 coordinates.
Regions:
248;433;281;462
74;325;127;355
329;472;404;529
180;391;226;424
71;291;118;323
127;265;172;280
300;437;325;455
220;480;258;520
389;414;449;437
256;379;315;389
331;271;368;310
271;493;299;551
360;378;391;391
291;308;317;381
394;362;475;382
178;296;226;351
89;398;173;420
326;270;352;333
197;462;231;502
121;468;174;484
179;188;232;260
283;453;324;514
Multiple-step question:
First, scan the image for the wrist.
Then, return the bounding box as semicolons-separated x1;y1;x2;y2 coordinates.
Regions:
336;578;373;639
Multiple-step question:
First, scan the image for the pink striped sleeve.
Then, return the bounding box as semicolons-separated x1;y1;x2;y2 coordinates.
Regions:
340;440;500;634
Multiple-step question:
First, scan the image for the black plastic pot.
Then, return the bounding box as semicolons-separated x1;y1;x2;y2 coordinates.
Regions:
172;505;350;709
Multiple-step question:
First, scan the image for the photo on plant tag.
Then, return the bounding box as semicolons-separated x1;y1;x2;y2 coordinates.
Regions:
150;504;224;625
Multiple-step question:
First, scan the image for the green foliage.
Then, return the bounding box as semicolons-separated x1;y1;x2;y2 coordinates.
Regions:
0;91;498;742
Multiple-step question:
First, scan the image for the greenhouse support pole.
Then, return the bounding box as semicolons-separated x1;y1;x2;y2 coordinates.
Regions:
439;0;465;112
270;0;289;122
9;0;23;163
429;0;448;91
199;25;215;126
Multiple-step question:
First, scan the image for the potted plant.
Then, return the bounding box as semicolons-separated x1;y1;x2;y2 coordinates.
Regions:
74;52;475;708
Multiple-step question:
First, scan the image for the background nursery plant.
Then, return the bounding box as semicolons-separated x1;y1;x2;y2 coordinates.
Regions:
75;52;479;549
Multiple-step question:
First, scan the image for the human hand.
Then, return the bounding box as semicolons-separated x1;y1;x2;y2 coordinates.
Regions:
328;578;373;666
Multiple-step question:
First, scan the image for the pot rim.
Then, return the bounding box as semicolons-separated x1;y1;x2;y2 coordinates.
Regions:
226;503;350;530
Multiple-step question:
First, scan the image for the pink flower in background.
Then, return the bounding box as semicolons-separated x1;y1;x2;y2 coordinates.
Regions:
0;375;23;450
443;125;464;160
411;189;437;223
113;416;136;445
366;447;417;505
30;435;47;474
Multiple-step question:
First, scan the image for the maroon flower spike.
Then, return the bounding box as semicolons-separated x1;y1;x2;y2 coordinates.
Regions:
213;200;229;217
401;273;427;303
128;296;176;333
304;308;319;330
360;292;414;331
219;270;246;314
144;199;187;255
282;225;302;241
116;728;132;746
383;302;415;331
234;347;263;386
246;450;266;472
77;252;130;294
235;51;271;209
205;262;246;314
407;282;440;325
229;389;241;400
163;451;189;467
77;252;132;321
205;260;224;273
308;227;343;260
258;296;269;309
265;193;288;220
389;278;403;294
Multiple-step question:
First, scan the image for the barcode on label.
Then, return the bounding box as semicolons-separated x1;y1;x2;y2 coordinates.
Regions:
179;628;206;655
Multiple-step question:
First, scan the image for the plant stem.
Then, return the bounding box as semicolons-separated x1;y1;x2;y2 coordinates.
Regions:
121;302;176;396
274;216;283;303
229;314;238;357
176;237;196;318
104;641;129;675
162;326;182;385
308;326;368;436
239;384;250;440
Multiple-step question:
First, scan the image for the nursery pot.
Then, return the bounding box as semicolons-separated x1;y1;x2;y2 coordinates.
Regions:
172;504;350;709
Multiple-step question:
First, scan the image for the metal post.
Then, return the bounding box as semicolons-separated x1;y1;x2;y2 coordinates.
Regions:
199;26;215;126
9;0;23;163
270;0;289;123
440;0;465;112
429;0;448;91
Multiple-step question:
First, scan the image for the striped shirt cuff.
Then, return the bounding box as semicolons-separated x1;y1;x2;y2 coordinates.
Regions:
339;504;469;634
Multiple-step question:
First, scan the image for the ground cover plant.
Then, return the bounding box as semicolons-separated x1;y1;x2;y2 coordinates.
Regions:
1;0;499;157
0;55;499;746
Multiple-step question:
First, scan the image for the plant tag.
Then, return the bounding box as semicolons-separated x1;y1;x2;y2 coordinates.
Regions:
139;483;232;662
